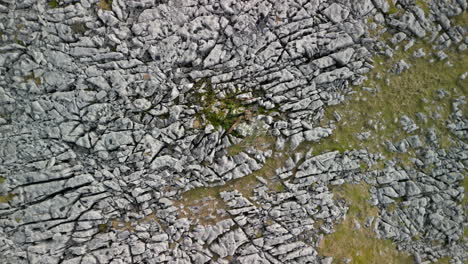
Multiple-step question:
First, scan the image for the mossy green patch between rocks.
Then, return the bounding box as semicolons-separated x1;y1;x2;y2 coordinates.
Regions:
318;183;413;264
308;38;467;160
0;177;14;203
415;0;430;14
227;134;274;156
316;13;467;264
190;78;277;136
48;0;58;8
70;22;88;35
0;193;15;203
175;153;288;225
97;0;112;10
386;0;399;15
451;10;468;27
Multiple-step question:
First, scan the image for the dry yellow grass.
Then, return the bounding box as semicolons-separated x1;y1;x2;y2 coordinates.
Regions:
0;177;14;203
97;0;112;10
174;196;230;226
109;213;160;232
175;153;288;225
0;193;15;203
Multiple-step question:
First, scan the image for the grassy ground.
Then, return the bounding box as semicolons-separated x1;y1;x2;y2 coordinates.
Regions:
316;11;467;264
48;0;58;8
175;153;288;225
227;134;275;156
189;78;248;134
104;213;160;232
318;183;413;264
0;193;15;203
452;10;468;26
190;78;278;136
0;176;14;203
415;0;430;14
97;0;112;10
307;38;467;161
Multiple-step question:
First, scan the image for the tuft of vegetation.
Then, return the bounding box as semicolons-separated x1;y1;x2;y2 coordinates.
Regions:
318;183;413;264
110;213;159;232
0;193;15;203
463;176;468;207
433;257;451;264
451;10;468;27
190;78;244;133
24;73;41;85
97;0;112;10
415;0;430;15
189;78;276;136
316;13;468;264
386;0;399;15
227;134;274;156
14;38;25;46
70;22;87;35
175;154;288;225
305;38;467;161
97;223;109;233
48;0;59;8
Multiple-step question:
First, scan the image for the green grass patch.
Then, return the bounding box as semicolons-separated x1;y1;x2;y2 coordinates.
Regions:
14;38;25;46
306;38;467;159
318;183;412;264
274;183;285;192
451;10;468;27
415;0;430;14
70;22;87;35
48;0;58;8
189;78;244;133
0;177;5;184
24;73;41;85
330;183;378;221
97;0;112;10
433;257;451;264
227;134;274;156
97;223;109;233
386;0;399;15
462;175;468;206
175;154;288;224
189;78;276;136
0;193;15;203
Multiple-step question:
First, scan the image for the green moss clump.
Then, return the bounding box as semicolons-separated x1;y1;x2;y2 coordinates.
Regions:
0;193;15;203
14;38;25;46
227;134;274;156
24;73;41;85
451;11;468;27
385;0;400;15
387;6;398;14
97;0;112;10
97;223;109;233
415;0;430;14
189;78;278;136
48;0;58;8
306;38;467;160
70;22;87;34
190;78;245;134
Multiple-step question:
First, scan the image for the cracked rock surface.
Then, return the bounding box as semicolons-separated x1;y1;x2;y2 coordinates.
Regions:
0;0;467;263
